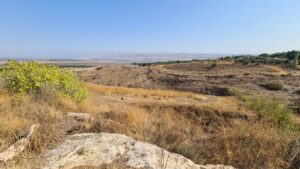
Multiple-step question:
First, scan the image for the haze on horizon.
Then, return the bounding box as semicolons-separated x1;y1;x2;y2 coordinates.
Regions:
0;0;299;60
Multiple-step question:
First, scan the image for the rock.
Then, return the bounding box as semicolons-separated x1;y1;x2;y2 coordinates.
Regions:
43;133;234;169
67;112;94;121
0;124;39;162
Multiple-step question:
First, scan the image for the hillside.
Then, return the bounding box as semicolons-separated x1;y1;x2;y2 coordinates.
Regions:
78;61;300;115
0;61;299;169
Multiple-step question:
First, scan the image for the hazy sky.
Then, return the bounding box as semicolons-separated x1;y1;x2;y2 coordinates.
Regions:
0;0;299;58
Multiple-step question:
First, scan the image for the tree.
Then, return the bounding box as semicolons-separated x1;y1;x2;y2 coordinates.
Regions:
294;53;299;67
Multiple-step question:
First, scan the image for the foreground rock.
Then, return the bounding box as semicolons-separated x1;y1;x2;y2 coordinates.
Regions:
43;133;234;169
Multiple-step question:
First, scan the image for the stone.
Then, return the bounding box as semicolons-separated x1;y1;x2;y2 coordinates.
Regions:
43;133;234;169
67;112;94;121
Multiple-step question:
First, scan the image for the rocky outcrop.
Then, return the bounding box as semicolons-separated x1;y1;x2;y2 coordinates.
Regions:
43;133;234;169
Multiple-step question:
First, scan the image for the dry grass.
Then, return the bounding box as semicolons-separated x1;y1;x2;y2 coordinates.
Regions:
264;65;288;75
85;83;241;113
205;123;298;169
1;83;299;169
78;84;299;169
0;89;79;168
81;93;299;169
86;83;206;100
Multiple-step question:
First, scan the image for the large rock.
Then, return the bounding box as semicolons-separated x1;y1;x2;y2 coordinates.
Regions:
43;133;234;169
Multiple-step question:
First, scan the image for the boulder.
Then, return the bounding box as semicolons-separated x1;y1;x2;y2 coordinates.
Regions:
43;133;234;169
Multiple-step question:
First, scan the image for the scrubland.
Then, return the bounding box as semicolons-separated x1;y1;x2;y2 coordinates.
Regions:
0;61;299;169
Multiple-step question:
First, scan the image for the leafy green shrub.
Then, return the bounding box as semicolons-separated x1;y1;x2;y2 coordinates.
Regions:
262;82;283;91
229;88;293;129
0;60;86;102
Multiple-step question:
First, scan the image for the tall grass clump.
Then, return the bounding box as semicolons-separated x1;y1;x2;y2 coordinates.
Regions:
0;60;86;102
229;88;294;130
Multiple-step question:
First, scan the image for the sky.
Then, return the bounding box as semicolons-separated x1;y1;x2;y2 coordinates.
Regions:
0;0;299;59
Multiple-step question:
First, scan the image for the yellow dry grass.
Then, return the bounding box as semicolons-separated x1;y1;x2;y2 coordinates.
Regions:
86;83;206;100
78;88;298;169
0;83;298;169
264;65;288;75
0;89;79;168
85;83;241;113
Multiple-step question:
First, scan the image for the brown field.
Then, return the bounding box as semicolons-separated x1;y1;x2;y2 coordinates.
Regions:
78;61;300;113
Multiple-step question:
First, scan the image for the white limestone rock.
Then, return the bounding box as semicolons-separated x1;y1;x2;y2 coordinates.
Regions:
43;133;235;169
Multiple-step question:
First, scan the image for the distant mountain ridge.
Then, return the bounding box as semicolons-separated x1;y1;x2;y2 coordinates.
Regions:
0;52;226;62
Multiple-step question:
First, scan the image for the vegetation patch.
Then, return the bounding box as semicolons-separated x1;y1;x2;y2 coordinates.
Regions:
132;60;195;66
95;66;103;70
0;60;86;102
229;88;294;130
208;62;217;69
226;74;236;78
281;73;292;77
219;50;300;66
261;82;283;91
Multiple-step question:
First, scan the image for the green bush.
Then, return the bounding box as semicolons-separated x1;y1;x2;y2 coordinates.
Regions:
229;88;294;129
262;82;283;91
0;60;86;102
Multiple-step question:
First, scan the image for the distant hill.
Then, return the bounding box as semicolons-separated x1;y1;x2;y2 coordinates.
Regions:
0;52;225;62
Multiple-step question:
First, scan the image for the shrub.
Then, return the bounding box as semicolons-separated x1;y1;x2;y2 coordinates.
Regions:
229;88;294;129
262;82;283;91
0;60;86;102
280;73;292;78
95;66;103;70
208;62;217;69
226;74;236;78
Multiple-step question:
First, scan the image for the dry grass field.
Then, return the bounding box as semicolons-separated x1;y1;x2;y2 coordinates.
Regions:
0;61;299;169
78;61;300;114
